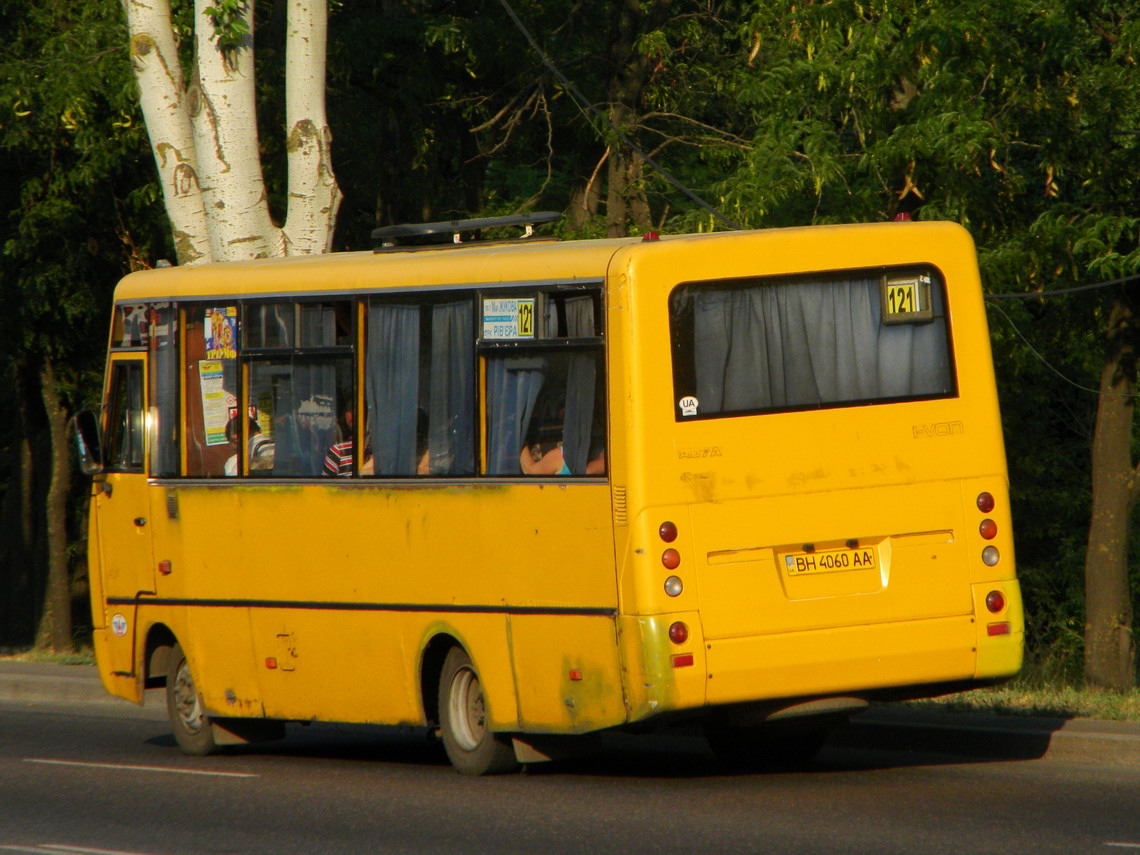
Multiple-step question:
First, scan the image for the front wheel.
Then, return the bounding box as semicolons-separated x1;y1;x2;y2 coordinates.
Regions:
166;642;219;756
437;647;518;775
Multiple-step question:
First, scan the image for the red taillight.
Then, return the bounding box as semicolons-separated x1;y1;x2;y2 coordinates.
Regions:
977;492;995;513
671;653;694;668
662;548;681;569
659;521;678;542
668;622;689;645
985;590;1006;613
979;518;998;540
987;622;1011;637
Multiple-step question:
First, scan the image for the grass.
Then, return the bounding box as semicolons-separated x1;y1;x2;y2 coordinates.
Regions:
0;646;96;666
904;677;1140;722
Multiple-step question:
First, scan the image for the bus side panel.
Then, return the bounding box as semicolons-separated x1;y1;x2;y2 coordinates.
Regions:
158;482;616;731
509;615;626;733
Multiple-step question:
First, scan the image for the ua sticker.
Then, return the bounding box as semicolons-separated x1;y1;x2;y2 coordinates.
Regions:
679;396;699;416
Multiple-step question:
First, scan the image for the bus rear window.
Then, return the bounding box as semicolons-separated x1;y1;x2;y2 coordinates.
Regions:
668;266;955;420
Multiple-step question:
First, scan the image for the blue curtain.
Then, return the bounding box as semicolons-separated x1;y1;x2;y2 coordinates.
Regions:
486;357;546;475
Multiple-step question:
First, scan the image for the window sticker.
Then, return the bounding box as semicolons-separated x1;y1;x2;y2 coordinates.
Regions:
200;360;236;446
205;306;238;358
482;298;535;340
679;396;699;417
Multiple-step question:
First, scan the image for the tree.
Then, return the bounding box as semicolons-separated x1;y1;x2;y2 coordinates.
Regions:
122;0;342;264
1;0;168;650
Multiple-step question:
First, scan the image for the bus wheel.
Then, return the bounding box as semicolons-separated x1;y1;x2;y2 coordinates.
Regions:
166;642;218;756
437;647;518;775
704;722;828;770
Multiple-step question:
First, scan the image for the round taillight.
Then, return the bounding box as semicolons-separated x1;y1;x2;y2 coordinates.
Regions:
668;621;689;644
659;521;678;543
979;519;998;540
664;575;684;597
982;546;1000;567
977;492;995;513
985;590;1006;613
662;548;681;569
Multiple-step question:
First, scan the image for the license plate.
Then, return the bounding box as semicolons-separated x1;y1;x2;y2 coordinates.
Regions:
783;546;877;576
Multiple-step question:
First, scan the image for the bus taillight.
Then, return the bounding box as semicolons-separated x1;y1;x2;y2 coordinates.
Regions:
664;575;684;597
662;548;680;570
985;590;1006;613
976;492;995;513
659;521;678;542
982;546;1000;567
979;518;997;540
668;622;689;644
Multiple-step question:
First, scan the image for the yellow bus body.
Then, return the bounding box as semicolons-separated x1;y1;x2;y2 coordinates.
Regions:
85;221;1022;766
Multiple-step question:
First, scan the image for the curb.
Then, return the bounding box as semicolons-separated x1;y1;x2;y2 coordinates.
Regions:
0;661;114;705
2;662;1138;765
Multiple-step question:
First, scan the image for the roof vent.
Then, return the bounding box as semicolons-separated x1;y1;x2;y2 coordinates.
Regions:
372;212;561;252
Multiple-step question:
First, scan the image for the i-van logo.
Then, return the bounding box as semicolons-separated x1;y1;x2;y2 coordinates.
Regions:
912;421;964;439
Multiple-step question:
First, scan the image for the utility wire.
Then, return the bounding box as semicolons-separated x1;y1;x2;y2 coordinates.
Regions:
984;301;1118;397
986;271;1140;300
495;0;743;231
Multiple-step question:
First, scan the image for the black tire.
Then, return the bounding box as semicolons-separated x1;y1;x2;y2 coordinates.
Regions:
437;647;518;775
165;642;219;756
704;721;829;770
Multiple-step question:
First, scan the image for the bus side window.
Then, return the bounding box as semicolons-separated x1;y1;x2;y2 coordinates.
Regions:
183;306;239;477
485;350;605;477
364;298;475;477
149;303;180;477
105;362;145;471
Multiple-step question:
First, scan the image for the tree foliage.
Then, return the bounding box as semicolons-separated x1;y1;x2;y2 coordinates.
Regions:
1;0;1139;685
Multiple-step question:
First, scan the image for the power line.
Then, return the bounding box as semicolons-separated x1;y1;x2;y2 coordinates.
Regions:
986;272;1140;300
495;0;742;231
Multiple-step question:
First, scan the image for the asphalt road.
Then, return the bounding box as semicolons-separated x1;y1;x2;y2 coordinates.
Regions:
1;691;1139;855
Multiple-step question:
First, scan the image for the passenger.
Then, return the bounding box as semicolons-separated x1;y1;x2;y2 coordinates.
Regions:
224;415;275;476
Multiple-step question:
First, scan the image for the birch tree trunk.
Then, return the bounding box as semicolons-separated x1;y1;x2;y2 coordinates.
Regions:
125;0;213;265
122;0;341;264
283;0;341;253
189;0;282;260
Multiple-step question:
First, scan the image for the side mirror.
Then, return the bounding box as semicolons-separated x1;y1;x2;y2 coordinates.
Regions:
71;411;103;476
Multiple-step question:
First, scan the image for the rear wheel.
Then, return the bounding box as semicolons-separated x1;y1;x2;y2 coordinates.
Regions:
437;647;518;775
166;642;219;756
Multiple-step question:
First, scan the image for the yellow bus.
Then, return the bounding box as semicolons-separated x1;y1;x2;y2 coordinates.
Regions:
75;216;1023;774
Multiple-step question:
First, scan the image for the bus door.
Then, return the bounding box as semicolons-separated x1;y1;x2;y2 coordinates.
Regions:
93;354;156;676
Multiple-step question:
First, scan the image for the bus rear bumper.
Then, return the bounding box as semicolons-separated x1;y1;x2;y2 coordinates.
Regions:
703;614;988;707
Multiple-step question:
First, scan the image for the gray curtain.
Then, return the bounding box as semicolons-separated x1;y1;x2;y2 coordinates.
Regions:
150;304;179;477
560;296;597;474
428;301;475;475
367;304;421;475
693;276;950;414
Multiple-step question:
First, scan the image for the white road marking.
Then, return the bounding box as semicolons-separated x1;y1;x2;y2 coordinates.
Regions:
1;848;156;855
1105;844;1140;850
24;758;256;778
